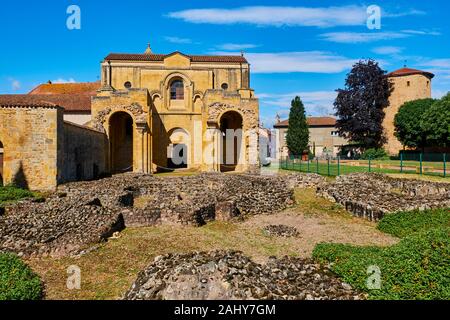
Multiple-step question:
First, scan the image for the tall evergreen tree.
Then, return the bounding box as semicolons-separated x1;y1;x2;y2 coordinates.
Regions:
286;96;309;156
334;59;393;149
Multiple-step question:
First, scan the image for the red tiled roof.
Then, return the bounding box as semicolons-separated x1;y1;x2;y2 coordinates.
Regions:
0;94;91;112
0;95;60;108
105;52;248;63
387;67;434;79
29;81;100;95
274;117;337;128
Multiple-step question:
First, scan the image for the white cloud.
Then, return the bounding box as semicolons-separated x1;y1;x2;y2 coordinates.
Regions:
320;31;410;43
168;6;368;28
168;5;424;28
320;29;440;44
432;89;449;99
52;78;76;84
216;51;357;74
372;46;404;55
11;79;21;91
260;91;337;117
401;29;441;36
418;59;450;81
216;43;260;51
164;36;193;44
383;9;426;18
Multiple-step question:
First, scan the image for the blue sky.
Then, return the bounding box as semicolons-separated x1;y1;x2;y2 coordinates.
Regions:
1;0;449;127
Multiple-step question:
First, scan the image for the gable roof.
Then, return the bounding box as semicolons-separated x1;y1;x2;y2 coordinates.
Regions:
29;81;101;95
0;94;91;112
274;116;337;128
104;52;248;63
387;67;434;79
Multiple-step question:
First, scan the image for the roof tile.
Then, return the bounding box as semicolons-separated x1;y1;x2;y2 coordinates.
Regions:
105;52;248;63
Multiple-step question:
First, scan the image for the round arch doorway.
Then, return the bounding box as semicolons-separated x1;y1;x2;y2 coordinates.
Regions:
220;111;243;172
109;112;134;173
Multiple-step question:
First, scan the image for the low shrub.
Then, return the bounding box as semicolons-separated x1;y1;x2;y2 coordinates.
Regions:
360;148;389;160
0;252;43;300
313;227;450;300
378;208;450;238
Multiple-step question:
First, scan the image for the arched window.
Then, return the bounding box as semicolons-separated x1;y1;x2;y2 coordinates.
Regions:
170;79;184;100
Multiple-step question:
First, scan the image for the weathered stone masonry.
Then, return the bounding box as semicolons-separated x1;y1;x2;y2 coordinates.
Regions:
0;103;108;191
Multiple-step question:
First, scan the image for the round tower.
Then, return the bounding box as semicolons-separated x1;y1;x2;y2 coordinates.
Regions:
384;67;435;155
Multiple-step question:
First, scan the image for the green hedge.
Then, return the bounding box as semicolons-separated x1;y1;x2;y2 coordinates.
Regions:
378;208;450;238
0;253;43;300
313;227;450;300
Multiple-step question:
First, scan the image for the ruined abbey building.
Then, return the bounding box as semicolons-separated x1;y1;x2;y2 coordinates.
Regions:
0;45;260;190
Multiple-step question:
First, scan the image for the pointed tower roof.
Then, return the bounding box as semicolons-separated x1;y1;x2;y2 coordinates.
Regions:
144;42;152;55
387;67;434;79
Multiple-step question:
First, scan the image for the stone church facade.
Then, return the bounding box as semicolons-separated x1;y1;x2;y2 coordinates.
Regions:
0;46;260;190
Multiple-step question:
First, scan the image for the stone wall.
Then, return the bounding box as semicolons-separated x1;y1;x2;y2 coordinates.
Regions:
384;74;432;155
60;121;108;183
0;105;62;190
318;173;450;221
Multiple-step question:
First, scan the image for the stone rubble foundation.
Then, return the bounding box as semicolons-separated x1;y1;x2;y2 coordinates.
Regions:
317;173;450;221
124;250;365;300
0;172;325;257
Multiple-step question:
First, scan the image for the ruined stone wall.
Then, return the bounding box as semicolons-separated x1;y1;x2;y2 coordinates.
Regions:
60;121;108;183
0;105;62;191
318;173;450;221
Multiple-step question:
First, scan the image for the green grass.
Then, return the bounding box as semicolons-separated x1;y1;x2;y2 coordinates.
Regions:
378;208;450;238
0;253;43;300
312;208;450;300
281;160;448;178
0;186;35;206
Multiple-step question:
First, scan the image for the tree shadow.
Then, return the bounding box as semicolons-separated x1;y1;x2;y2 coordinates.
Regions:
12;161;29;189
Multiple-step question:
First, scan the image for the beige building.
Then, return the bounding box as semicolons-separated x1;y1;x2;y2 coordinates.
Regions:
384;67;434;155
0;45;260;190
273;67;435;159
274;117;348;159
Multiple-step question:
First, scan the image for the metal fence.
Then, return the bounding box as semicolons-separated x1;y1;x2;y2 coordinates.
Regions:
281;153;448;178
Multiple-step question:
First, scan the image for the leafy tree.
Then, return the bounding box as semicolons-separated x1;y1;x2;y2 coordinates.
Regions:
286;96;309;156
394;98;435;149
421;93;450;147
334;59;393;149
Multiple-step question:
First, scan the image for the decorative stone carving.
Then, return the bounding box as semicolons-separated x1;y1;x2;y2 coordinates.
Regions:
92;103;147;132
207;102;257;129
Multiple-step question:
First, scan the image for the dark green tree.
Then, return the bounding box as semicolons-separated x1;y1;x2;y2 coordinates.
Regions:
286;96;309;156
421;93;450;147
394;98;435;150
334;59;393;149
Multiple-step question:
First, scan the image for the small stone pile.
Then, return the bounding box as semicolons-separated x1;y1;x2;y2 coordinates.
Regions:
0;195;124;257
124;250;365;300
318;173;450;221
263;225;300;238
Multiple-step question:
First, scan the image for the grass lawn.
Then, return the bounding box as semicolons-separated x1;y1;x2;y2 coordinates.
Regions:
281;160;449;180
0;186;36;207
313;207;450;300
